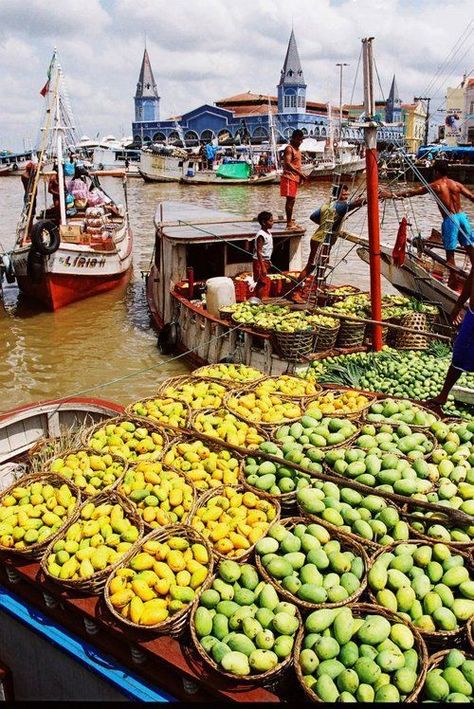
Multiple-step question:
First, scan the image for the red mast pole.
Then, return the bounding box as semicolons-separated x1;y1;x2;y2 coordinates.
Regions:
362;37;383;351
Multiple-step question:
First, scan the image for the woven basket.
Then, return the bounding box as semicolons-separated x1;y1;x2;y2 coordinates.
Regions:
313;324;340;352
272;424;361;452
411;648;474;702
156;375;230;411
323;284;362;306
385;315;402;346
255;516;368;611
294;602;428;703
191;364;265;389
190;408;266;450
367;540;473;649
305;389;376;421
104;524;213;638
468;615;474;651
82;416;170;460
40;490;144;594
189;484;281;562
218;305;237;321
223;389;303;429
125;397;191;429
162;436;243;494
394;312;430;350
189;566;303;687
272;328;317;362
249;374;322;402
43;447;127;497
335;318;366;348
117;465;198;532
402;504;473;551
351;423;437;460
0;473;81;561
365;399;440;430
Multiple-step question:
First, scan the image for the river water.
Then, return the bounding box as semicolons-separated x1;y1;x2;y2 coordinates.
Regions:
1;175;473;412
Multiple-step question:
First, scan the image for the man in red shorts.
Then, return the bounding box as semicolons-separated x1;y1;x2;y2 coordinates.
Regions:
280;129;306;229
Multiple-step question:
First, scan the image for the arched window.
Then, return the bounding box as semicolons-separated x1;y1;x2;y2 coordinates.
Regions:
142;136;151;145
152;132;166;142
321;127;327;137
168;131;181;143
134;135;142;146
252;126;269;142
314;127;320;137
201;129;215;142
301;128;308;136
185;130;199;145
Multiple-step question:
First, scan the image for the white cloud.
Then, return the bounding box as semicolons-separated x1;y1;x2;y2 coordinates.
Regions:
0;0;472;149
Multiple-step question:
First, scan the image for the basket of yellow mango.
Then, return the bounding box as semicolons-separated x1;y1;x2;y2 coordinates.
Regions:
224;389;303;428
190;484;280;562
162;437;242;493
156;376;230;411
190;408;265;449
305;389;375;421
249;374;322;402
126;396;190;429
104;524;213;638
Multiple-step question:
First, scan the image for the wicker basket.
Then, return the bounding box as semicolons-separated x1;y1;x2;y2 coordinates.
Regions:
125;397;191;429
249;374;322;402
189;484;281;562
190;408;266;450
272;423;362;453
191;364;265;389
294;602;428;703
223;389;303;429
255;516;368;611
156;375;230;411
82;416;170;460
272;328;317;362
43;447;127;497
394;312;430;350
365;399;440;430
323;284;362;306
104;524;213;638
313;323;340;352
335;318;366;348
411;648;474;702
218;305;238;321
367;540;473;649
350;423;437;460
304;389;376;421
0;473;81;561
402;504;473;551
468;615;474;651
40;490;144;594
189;566;302;687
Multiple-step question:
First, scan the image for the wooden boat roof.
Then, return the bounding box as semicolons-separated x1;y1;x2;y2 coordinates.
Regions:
154;201;305;243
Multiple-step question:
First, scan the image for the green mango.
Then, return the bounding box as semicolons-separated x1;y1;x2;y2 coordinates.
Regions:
442;667;473;697
315;675;339;702
195;606;213;637
221;650;250;675
258;583;279;611
305;608;339;634
299;647;319;675
357;615;391;645
432;606;458;631
354;656;381;684
339;641;359;668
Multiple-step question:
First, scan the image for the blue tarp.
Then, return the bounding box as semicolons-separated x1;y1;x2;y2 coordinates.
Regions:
417;145;474;158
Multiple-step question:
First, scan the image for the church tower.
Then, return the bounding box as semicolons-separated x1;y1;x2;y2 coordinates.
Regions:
134;48;160;123
386;75;402;123
277;29;306;114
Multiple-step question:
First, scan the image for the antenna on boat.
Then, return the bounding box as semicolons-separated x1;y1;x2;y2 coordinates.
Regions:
361;37;383;351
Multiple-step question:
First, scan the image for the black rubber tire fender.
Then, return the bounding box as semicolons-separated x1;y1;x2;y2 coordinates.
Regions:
157;321;178;354
30;220;60;256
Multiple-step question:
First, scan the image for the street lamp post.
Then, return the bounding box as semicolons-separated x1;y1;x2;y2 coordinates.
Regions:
336;62;349;139
414;96;431;146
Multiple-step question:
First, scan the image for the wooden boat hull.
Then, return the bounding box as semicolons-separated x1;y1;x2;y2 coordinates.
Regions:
310;158;366;181
181;172;278;185
139;169;181;183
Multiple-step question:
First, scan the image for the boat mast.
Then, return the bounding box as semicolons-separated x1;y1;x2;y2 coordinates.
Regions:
362;37;383;351
268;95;279;169
54;63;67;226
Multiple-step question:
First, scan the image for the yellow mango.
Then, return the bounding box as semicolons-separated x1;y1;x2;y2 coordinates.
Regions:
210;523;229;542
248;527;267;545
191;543;209;565
168;536;189;551
59;558;79;580
142;508;156;524
229;532;250;550
130;552;155;571
153;561;175;582
130;595;144;624
140;602;169;626
176;570;191;587
154;578;170;596
167;550;186;572
80;559;95;579
109;575;125;595
142;540;161;554
90;548;109;571
110;589;134;608
190;566;208;589
131;578;156;602
215;538;234;555
116;568;135;580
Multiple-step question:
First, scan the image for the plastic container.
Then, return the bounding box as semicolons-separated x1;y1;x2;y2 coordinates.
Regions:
205;276;236;316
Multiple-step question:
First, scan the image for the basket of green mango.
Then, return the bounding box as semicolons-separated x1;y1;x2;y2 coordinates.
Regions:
367;540;474;648
294;602;428;703
365;398;440;430
413;648;474;702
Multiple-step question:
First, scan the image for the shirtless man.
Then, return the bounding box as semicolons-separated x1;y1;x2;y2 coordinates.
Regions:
386;160;474;289
280;129;306;229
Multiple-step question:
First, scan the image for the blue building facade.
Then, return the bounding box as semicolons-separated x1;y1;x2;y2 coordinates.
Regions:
131;32;403;147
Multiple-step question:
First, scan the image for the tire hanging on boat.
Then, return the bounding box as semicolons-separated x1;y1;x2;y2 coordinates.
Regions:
30;220;60;256
157;321;179;354
26;249;44;284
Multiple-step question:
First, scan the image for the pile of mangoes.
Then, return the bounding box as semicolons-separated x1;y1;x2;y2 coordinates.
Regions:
191;486;277;558
194;559;299;677
254;375;320;399
353;423;435;460
274;415;359;450
45;499;141;581
0;478;78;551
366;399;438;427
192;409;264;448
129;398;188;428
421;650;474;702
297;483;410;545
158;379;228;410
306;391;372;417
117;462;194;527
163;440;240;490
242;440;320;496
324;448;434;497
299;606;422;702
107;533;210;626
86;419;166;461
368;542;474;633
255;520;366;606
226;391;302;425
48;449;125;495
196;363;263;385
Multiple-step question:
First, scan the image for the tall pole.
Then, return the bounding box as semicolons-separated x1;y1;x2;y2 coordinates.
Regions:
336;62;349;140
362;37;382;351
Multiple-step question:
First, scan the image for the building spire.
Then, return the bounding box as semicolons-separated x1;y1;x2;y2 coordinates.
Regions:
279;29;305;86
388;74;401;106
135;48;159;99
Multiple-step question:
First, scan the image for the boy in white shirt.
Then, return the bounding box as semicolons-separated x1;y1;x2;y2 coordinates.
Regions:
253;211;274;299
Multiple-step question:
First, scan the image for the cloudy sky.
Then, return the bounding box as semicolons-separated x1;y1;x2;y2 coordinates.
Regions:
0;0;472;150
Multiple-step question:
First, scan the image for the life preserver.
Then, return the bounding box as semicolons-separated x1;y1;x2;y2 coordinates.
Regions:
1;254;16;284
30;220;60;256
27;249;44;284
157;322;178;354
